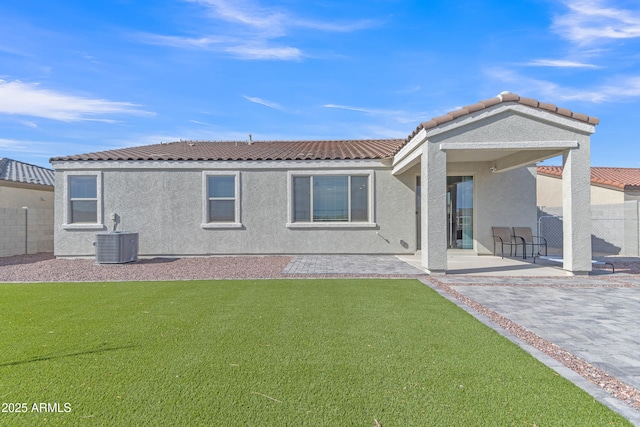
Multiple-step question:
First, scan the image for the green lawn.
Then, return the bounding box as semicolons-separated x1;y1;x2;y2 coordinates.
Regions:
0;279;631;426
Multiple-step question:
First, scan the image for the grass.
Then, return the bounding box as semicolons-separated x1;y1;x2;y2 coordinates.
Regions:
0;279;631;426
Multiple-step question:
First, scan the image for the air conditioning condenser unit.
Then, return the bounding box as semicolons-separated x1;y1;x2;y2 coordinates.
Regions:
94;231;139;264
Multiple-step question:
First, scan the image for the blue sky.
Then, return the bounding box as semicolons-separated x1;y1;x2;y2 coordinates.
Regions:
2;0;640;169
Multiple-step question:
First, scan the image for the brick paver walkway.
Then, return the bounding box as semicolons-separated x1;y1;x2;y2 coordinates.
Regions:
282;254;426;276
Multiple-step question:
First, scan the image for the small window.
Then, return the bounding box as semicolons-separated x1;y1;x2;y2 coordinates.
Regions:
63;172;103;229
290;173;373;226
202;172;241;228
208;175;236;222
69;176;98;223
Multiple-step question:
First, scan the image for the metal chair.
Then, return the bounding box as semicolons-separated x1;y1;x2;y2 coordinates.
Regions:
492;227;523;258
512;227;547;259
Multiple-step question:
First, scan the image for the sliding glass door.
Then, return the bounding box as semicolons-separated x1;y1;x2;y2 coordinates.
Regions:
447;176;473;249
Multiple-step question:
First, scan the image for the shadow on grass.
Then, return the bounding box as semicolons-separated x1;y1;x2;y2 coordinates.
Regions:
0;344;136;367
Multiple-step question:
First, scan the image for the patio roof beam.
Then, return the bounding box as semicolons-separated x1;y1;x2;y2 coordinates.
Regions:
439;140;578;151
489;149;567;173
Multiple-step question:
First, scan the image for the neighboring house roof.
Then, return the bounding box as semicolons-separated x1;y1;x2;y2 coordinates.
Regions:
0;158;55;187
537;166;640;190
50;139;406;162
50;92;599;163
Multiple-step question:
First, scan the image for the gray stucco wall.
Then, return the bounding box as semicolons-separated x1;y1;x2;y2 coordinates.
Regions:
53;161;417;257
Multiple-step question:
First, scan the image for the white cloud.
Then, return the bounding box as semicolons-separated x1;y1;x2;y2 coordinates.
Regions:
242;95;283;110
225;45;301;61
553;0;640;44
139;0;376;60
190;0;377;34
0;80;155;122
189;120;215;126
524;59;599;68
486;67;640;103
323;104;427;124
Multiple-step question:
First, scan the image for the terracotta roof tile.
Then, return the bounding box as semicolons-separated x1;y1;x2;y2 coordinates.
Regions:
50;139;405;163
537;166;640;190
402;92;599;147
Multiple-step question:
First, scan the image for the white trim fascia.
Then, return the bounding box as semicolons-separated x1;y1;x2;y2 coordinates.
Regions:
439;140;578;151
392;146;422;175
51;159;388;171
392;128;426;167
286;222;378;229
424;104;596;139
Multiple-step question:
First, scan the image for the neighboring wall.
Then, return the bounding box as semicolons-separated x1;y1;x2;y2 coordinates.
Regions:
54;160;417;257
0;184;54;208
539;201;640;256
537;174;627;206
0;182;54;257
0;207;54;257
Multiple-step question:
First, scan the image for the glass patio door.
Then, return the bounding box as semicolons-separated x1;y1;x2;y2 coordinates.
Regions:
447;176;473;249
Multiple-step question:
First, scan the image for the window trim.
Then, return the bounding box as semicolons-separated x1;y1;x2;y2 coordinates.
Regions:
286;170;376;229
201;171;242;229
62;171;104;230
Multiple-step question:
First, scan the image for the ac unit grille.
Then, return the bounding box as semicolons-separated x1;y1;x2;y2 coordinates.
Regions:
95;232;139;264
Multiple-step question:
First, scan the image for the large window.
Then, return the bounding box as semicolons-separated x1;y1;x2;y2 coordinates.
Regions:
202;172;241;228
290;172;373;226
63;172;103;229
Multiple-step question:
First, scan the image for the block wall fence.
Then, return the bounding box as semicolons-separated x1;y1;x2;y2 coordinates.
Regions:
0;207;54;257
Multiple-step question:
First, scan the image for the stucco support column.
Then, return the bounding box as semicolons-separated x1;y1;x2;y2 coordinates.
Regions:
562;145;592;274
421;142;447;274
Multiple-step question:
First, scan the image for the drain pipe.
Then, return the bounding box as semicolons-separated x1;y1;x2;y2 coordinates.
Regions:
22;206;28;254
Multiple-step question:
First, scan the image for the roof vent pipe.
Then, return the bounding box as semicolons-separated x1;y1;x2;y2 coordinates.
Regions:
248;134;253;145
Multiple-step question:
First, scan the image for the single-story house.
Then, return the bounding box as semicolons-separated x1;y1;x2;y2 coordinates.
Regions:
538;166;640;206
0;158;55;256
50;92;598;274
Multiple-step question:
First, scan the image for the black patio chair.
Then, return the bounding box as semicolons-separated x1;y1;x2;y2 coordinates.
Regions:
512;227;547;259
492;226;524;259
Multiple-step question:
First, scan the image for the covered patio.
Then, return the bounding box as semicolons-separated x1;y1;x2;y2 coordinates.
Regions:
392;92;599;275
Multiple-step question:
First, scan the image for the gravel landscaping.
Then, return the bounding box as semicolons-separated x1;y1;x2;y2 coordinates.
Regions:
0;253;293;282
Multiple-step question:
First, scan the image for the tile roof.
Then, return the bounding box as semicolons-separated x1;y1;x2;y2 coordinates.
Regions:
404;91;600;143
49;92;599;164
50;139;405;162
0;158;55;187
537;166;640;190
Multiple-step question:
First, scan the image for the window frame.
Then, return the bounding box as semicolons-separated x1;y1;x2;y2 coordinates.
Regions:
62;171;104;230
201;171;242;229
287;170;376;229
